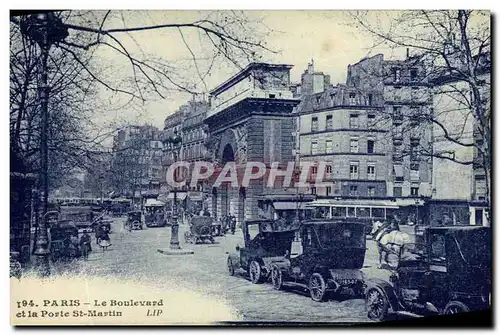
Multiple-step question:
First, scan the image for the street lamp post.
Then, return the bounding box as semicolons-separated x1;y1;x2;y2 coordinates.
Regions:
19;12;68;276
99;175;104;205
170;133;182;250
158;129;194;255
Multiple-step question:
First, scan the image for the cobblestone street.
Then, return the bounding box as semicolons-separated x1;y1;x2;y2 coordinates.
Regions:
48;218;415;323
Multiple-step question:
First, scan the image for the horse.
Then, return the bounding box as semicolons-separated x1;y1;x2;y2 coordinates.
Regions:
371;220;411;268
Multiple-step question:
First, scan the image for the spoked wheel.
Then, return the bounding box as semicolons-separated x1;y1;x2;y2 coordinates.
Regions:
366;288;389;321
443;301;469;315
271;265;284;290
249;260;263;284
309;273;327;302
227;257;235;276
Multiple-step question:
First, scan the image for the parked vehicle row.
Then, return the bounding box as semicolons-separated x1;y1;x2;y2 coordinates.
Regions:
227;218;367;302
225;218;492;321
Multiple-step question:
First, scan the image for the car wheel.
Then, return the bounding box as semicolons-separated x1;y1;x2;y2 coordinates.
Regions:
271;265;284;290
227;257;235;276
309;273;327;302
443;301;470;315
249;260;263;284
366;288;389;321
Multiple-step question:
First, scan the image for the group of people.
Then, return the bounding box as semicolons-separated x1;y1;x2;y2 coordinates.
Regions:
62;223;111;259
221;214;237;235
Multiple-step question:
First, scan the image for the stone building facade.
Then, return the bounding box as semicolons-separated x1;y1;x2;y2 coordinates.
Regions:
112;125;163;204
179;100;210;212
297;83;390;199
430;52;490;203
204;63;300;225
346;53;434;198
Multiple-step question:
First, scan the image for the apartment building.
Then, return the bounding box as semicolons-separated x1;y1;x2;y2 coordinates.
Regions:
111;125;163;203
346;52;434;198
297;83;389;198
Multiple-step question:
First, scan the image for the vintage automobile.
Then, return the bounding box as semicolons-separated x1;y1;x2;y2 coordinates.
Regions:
126;211;144;230
365;226;491;321
50;220;81;261
268;219;367;301
226;219;298;284
144;200;166;227
184;216;215;244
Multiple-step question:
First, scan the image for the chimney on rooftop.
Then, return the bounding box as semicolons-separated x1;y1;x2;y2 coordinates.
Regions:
308;58;314;74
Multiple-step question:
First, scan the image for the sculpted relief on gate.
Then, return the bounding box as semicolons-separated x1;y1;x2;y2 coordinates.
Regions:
205;125;247;165
232;124;247;165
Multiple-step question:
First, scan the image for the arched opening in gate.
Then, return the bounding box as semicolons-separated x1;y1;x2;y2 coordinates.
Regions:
220;144;235;219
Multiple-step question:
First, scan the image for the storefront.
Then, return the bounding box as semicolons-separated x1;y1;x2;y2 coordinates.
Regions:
187;191;204;214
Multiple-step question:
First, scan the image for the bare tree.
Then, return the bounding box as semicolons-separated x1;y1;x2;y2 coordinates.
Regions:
10;19;109;190
11;10;273;101
10;10;273;200
348;10;491;204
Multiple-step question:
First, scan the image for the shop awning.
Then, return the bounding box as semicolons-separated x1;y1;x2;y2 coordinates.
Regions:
394;165;404;177
394;198;425;206
145;199;165;207
273;202;308;210
307;199;399;209
167;192;187;200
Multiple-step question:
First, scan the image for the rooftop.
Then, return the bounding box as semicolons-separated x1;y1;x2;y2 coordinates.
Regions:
209;62;294;96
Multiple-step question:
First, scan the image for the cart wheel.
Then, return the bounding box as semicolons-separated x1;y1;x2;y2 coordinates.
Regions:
443;301;470;315
366;287;389;321
271;265;284;290
227;257;235;276
249;260;263;284
309;273;327;302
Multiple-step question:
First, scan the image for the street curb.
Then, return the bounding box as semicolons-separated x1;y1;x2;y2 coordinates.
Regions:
157;249;194;255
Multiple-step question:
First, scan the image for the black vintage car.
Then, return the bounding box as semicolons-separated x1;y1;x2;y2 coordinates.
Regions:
268;219;367;301
227;219;297;284
144;204;165;228
365;226;491;321
126;211;143;230
184;216;215;244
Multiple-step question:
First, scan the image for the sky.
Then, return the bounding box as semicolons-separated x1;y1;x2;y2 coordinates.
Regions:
85;11;413;131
